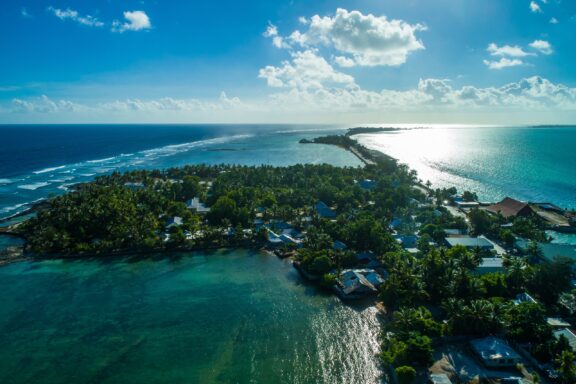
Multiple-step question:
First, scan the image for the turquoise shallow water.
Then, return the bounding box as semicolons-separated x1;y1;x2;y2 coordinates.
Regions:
0;250;382;384
357;126;576;209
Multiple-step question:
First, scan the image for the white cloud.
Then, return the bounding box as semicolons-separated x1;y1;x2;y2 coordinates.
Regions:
5;77;576;124
263;24;288;49
483;58;524;70
529;39;553;55
334;56;356;68
263;76;576;112
284;8;426;67
10;93;248;115
11;95;85;113
258;50;355;90
112;11;151;33
550;17;559;24
530;1;542;13
487;43;531;57
48;7;104;27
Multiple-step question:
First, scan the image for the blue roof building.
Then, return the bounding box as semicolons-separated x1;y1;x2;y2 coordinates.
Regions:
315;201;337;219
445;236;494;250
186;197;210;214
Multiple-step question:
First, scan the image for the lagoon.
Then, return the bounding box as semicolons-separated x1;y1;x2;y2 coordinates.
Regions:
0;249;382;384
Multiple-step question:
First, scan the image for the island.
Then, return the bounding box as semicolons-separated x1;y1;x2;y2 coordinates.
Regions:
5;131;576;384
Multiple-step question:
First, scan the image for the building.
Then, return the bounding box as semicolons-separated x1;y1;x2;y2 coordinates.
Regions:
515;239;576;263
166;216;183;228
395;234;418;249
444;236;494;250
455;201;480;209
554;328;576;352
124;182;144;190
334;269;384;300
186;197;210;214
514;292;537;305
389;217;402;230
476;257;505;274
470;337;522;368
333;240;348;251
546;318;571;329
266;230;284;247
358;179;377;190
443;228;467;237
428;374;452;384
315;201;337;219
279;233;303;248
486;197;533;219
356;252;382;269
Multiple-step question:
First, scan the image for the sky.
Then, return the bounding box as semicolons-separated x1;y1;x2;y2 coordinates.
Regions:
1;0;576;124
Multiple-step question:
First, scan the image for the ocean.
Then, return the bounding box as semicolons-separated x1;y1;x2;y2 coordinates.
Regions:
0;250;382;384
0;125;360;220
1;124;576;383
355;125;576;210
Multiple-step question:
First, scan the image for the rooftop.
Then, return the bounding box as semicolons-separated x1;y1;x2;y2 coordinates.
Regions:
429;374;452;384
187;197;210;213
315;201;337;218
486;197;532;219
445;236;494;249
470;337;521;362
554;328;576;352
516;240;576;262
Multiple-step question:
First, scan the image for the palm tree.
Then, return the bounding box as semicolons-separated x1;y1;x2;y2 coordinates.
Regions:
556;350;576;384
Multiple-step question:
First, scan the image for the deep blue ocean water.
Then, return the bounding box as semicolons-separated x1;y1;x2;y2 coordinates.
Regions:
1;124;575;241
0;124;359;219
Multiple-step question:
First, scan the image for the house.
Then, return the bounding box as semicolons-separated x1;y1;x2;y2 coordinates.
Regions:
279;233;303;248
166;216;183;228
455;201;480;209
428;373;453;384
476;257;505;274
546;318;571;329
124;182;144;190
357;269;385;287
356;252;382;269
501;379;527;384
186;197;210;214
266;230;284;247
444;236;494;250
486;197;533;219
515;239;576;263
395;234;418;249
470;337;522;368
253;218;265;230
537;202;565;214
334;269;381;299
554;328;576;352
358;179;377;190
333;240;348;251
443;228;467;237
315;201;337;219
389;217;402;230
514;292;537;305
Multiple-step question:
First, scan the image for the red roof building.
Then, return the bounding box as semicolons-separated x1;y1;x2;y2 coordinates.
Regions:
486;197;533;219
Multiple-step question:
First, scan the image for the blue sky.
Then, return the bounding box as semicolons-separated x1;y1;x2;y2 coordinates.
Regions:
1;0;576;124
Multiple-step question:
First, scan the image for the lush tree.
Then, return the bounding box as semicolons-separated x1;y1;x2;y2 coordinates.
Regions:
503;302;551;343
468;208;493;236
528;256;575;305
388;306;443;338
207;196;237;225
556;350;576;384
395;366;416;384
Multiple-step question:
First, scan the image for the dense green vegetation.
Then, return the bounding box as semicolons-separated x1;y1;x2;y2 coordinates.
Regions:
17;134;576;383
